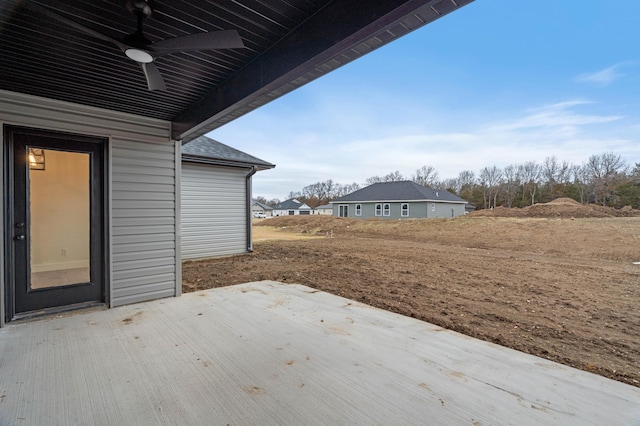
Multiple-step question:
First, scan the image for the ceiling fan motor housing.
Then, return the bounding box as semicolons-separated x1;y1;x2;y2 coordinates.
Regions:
125;0;153;17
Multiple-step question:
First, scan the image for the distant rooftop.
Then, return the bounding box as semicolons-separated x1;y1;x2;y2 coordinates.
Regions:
274;199;311;210
334;181;466;203
252;200;273;210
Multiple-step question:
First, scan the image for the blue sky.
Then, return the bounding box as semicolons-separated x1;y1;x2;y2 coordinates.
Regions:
210;0;640;201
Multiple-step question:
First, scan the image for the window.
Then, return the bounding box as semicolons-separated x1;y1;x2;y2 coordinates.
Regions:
401;203;409;217
383;203;390;216
431;203;436;212
355;204;362;216
375;203;382;216
339;205;349;217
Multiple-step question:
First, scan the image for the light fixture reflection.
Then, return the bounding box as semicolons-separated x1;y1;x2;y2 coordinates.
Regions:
125;48;154;63
28;148;45;170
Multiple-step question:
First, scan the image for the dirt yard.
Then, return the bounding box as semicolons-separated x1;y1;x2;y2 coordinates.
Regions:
183;199;640;387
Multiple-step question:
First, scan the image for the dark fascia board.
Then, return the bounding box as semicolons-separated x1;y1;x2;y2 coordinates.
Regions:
181;154;275;171
172;0;473;141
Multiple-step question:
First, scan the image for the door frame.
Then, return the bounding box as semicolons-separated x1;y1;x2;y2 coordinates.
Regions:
3;125;110;322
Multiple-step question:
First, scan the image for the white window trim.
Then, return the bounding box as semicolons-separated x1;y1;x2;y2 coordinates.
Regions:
401;203;409;217
431;203;436;212
375;203;382;216
383;203;390;217
355;204;362;216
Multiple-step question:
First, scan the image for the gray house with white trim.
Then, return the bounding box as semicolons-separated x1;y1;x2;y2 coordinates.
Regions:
332;181;468;219
0;0;471;325
273;199;313;216
181;137;274;260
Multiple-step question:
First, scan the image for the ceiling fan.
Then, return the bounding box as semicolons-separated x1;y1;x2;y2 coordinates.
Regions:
25;0;245;91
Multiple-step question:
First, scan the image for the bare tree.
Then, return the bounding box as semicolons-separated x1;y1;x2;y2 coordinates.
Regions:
457;170;475;190
585;152;628;205
366;171;405;184
571;164;590;204
440;178;459;193
541;156;574;200
284;179;361;207
302;182;320;201
383;170;405;182
457;170;476;202
286;191;302;200
542;156;560;185
320;179;338;200
557;160;571;184
501;164;521;208
300;179;349;207
254;195;268;205
364;175;383;185
339;182;361;197
479;165;503;209
519;161;541;206
412;165;440;188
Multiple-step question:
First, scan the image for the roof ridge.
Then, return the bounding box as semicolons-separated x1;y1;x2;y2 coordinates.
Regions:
333;180;466;203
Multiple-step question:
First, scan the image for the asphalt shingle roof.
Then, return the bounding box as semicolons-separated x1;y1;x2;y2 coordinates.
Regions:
275;199;311;210
252;200;273;210
333;181;466;203
182;136;275;169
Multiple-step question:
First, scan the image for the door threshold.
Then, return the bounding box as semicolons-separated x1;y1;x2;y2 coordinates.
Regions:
11;301;106;323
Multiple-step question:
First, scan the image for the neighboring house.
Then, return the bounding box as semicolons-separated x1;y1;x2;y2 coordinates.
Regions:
0;1;470;325
252;201;274;217
332;181;468;219
273;199;313;216
314;204;334;215
181;137;275;261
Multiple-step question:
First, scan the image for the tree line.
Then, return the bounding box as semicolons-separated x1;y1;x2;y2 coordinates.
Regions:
256;152;640;210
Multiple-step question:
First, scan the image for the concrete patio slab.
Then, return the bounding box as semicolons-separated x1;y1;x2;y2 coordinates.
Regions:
1;280;638;425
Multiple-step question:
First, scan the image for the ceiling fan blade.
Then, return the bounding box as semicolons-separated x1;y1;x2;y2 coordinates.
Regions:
24;1;128;51
141;62;167;91
150;29;244;54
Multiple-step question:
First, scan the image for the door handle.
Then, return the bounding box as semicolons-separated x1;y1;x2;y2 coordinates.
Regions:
14;235;25;240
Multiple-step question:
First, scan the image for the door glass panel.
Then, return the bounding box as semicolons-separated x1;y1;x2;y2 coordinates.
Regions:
29;148;91;289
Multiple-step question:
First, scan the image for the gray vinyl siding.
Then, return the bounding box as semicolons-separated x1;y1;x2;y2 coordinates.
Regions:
0;90;176;317
181;163;248;260
429;202;466;218
333;202;466;219
111;139;177;306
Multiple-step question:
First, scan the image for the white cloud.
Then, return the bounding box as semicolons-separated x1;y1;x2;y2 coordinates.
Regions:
484;101;622;133
576;64;625;86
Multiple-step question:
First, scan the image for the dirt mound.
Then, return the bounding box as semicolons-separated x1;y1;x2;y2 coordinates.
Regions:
546;197;581;205
470;199;640;218
256;215;360;235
